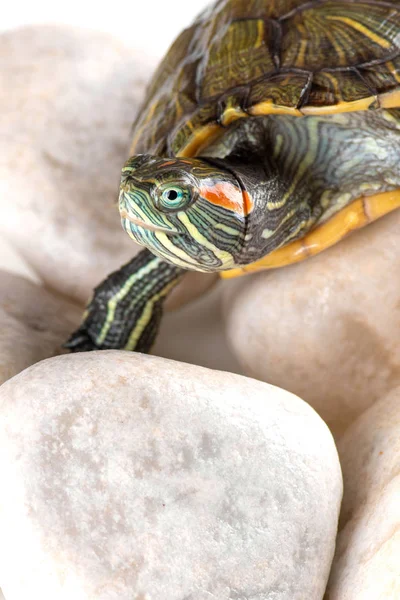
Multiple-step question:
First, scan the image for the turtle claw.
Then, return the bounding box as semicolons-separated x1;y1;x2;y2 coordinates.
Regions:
63;328;99;353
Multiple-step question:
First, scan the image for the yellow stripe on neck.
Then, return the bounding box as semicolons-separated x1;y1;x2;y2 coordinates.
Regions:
221;189;400;279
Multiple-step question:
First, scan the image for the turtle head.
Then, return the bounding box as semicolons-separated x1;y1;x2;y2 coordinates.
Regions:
119;155;252;271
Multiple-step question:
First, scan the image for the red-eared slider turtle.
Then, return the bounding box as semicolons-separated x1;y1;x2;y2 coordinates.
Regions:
67;0;400;353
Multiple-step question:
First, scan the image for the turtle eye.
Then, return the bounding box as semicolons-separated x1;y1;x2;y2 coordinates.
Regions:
154;183;194;212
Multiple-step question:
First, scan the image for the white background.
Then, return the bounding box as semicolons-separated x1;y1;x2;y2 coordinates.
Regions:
2;0;211;59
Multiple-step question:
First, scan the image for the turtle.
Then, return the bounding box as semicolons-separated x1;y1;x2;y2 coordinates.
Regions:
66;0;400;354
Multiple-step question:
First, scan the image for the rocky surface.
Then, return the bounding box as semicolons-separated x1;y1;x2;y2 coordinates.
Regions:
0;25;147;305
0;25;217;312
224;210;400;437
1;21;399;600
0;24;214;313
0;270;81;385
0;24;239;375
155;281;243;373
0;352;342;600
0;238;40;286
325;386;400;599
0;261;240;381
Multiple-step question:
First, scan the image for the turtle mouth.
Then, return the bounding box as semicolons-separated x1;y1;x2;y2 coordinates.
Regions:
120;208;182;236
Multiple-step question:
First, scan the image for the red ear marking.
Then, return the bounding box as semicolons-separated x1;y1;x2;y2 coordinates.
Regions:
243;191;254;216
200;183;254;216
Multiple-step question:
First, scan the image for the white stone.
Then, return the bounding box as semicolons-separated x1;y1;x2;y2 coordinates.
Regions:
0;25;150;304
0;260;240;383
0;270;81;385
0;25;222;313
0;237;39;285
0;25;241;373
223;211;400;437
155;281;243;373
0;352;342;600
325;386;400;599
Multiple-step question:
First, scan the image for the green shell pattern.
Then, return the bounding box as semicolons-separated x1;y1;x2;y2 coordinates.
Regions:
130;0;400;158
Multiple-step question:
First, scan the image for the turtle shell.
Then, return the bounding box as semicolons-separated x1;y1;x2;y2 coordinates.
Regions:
131;0;400;158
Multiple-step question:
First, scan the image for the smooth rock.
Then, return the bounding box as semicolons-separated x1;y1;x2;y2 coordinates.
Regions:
0;237;40;285
155;281;243;374
0;25;220;311
0;25;240;371
0;25;147;304
224;210;400;437
325;386;400;599
0;352;342;600
0;270;81;385
0;261;241;380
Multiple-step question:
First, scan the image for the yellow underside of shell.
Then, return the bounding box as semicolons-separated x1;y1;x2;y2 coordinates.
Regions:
177;88;400;158
221;189;400;279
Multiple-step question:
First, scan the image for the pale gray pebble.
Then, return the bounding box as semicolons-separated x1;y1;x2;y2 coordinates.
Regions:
0;351;342;600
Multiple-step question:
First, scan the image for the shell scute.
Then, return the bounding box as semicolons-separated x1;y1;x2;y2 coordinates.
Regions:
248;72;311;111
169;104;220;156
144;24;199;104
361;58;400;94
308;70;374;107
280;2;400;70
131;0;400;156
199;19;275;100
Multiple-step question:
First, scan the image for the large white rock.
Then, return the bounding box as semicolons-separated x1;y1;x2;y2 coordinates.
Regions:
0;352;342;600
0;25;218;311
0;25;149;304
0;238;39;286
224;210;400;437
0;270;81;385
325;386;400;599
0;25;239;373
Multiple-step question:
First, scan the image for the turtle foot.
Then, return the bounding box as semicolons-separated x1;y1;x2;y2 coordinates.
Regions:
64;328;101;353
63;250;185;354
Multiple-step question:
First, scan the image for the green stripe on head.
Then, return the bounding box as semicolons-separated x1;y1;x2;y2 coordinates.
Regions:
119;155;250;272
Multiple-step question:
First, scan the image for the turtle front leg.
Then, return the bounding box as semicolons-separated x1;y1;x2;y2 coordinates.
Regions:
65;249;185;353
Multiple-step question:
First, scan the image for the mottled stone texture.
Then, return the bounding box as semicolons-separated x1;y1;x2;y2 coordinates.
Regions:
0;352;342;600
224;210;400;437
0;25;219;312
0;25;240;374
0;25;149;305
325;386;400;599
0;270;81;385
